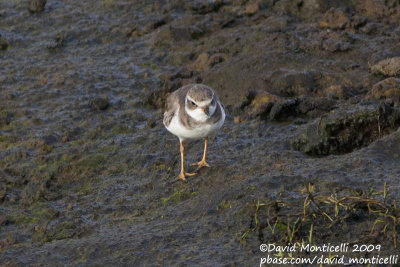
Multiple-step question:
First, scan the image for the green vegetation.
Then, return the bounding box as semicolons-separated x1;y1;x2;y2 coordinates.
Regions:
77;154;106;170
7;211;38;225
241;183;400;250
161;190;196;204
219;200;232;209
48;221;75;240
0;134;15;149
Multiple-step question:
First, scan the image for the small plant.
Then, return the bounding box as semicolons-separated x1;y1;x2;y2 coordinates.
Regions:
241;182;400;249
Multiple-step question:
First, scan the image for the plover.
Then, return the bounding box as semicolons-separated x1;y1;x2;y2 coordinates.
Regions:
163;84;225;181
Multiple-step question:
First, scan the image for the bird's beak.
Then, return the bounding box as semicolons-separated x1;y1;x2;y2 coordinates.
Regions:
202;107;209;116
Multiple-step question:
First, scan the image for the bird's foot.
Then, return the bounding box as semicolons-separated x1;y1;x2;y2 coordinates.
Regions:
174;172;196;182
190;160;210;170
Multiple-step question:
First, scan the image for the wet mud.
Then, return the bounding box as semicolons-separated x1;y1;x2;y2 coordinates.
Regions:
1;0;400;265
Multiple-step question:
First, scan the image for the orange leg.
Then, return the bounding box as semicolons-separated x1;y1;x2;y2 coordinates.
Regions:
191;137;211;169
176;140;196;181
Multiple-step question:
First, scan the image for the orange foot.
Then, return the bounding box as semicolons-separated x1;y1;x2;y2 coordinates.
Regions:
174;172;196;182
190;160;210;169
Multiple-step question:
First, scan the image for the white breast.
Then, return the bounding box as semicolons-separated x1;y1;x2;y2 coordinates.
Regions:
165;103;225;141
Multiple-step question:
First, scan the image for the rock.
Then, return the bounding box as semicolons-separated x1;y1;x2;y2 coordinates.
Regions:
264;16;289;30
268;98;299;120
268;97;335;121
268;69;315;97
169;25;204;41
0;35;9;50
322;39;352;52
242;1;259;16
189;52;227;72
367;78;400;105
0;215;7;226
318;8;350;30
244;91;283;118
208;53;227;68
359;23;379;35
188;0;223;14
296;97;335;117
147;72;183;109
28;0;46;13
190;52;209;72
243;91;335;120
354;0;390;19
292;103;400;156
351;15;367;29
318;85;347;100
370;57;400;77
89;97;109;111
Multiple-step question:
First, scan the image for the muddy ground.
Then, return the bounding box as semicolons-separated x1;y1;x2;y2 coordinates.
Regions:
1;0;400;266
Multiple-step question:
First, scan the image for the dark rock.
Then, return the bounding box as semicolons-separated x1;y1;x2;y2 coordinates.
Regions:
243;91;283;118
359;23;379;35
269;97;335;120
268;69;315;97
169;25;204;41
0;35;9;50
351;15;367;29
367;78;400;105
89;97;109;111
28;0;46;13
317;85;350;100
268;98;299;120
0;215;7;226
370;57;400;77
188;0;223;14
292;103;400;156
244;91;335;121
43;134;58;145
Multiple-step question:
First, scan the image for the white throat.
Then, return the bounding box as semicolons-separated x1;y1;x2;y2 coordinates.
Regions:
186;106;209;122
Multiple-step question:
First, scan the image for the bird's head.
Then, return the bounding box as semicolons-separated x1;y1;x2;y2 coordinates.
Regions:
185;84;217;122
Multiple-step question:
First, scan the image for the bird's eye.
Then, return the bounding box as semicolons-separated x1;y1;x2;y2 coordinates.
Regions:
190;101;196;106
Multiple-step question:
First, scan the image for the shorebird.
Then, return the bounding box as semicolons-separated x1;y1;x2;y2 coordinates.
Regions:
163;84;225;181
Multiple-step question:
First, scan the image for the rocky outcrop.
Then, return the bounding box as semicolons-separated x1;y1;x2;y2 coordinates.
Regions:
292;103;400;156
